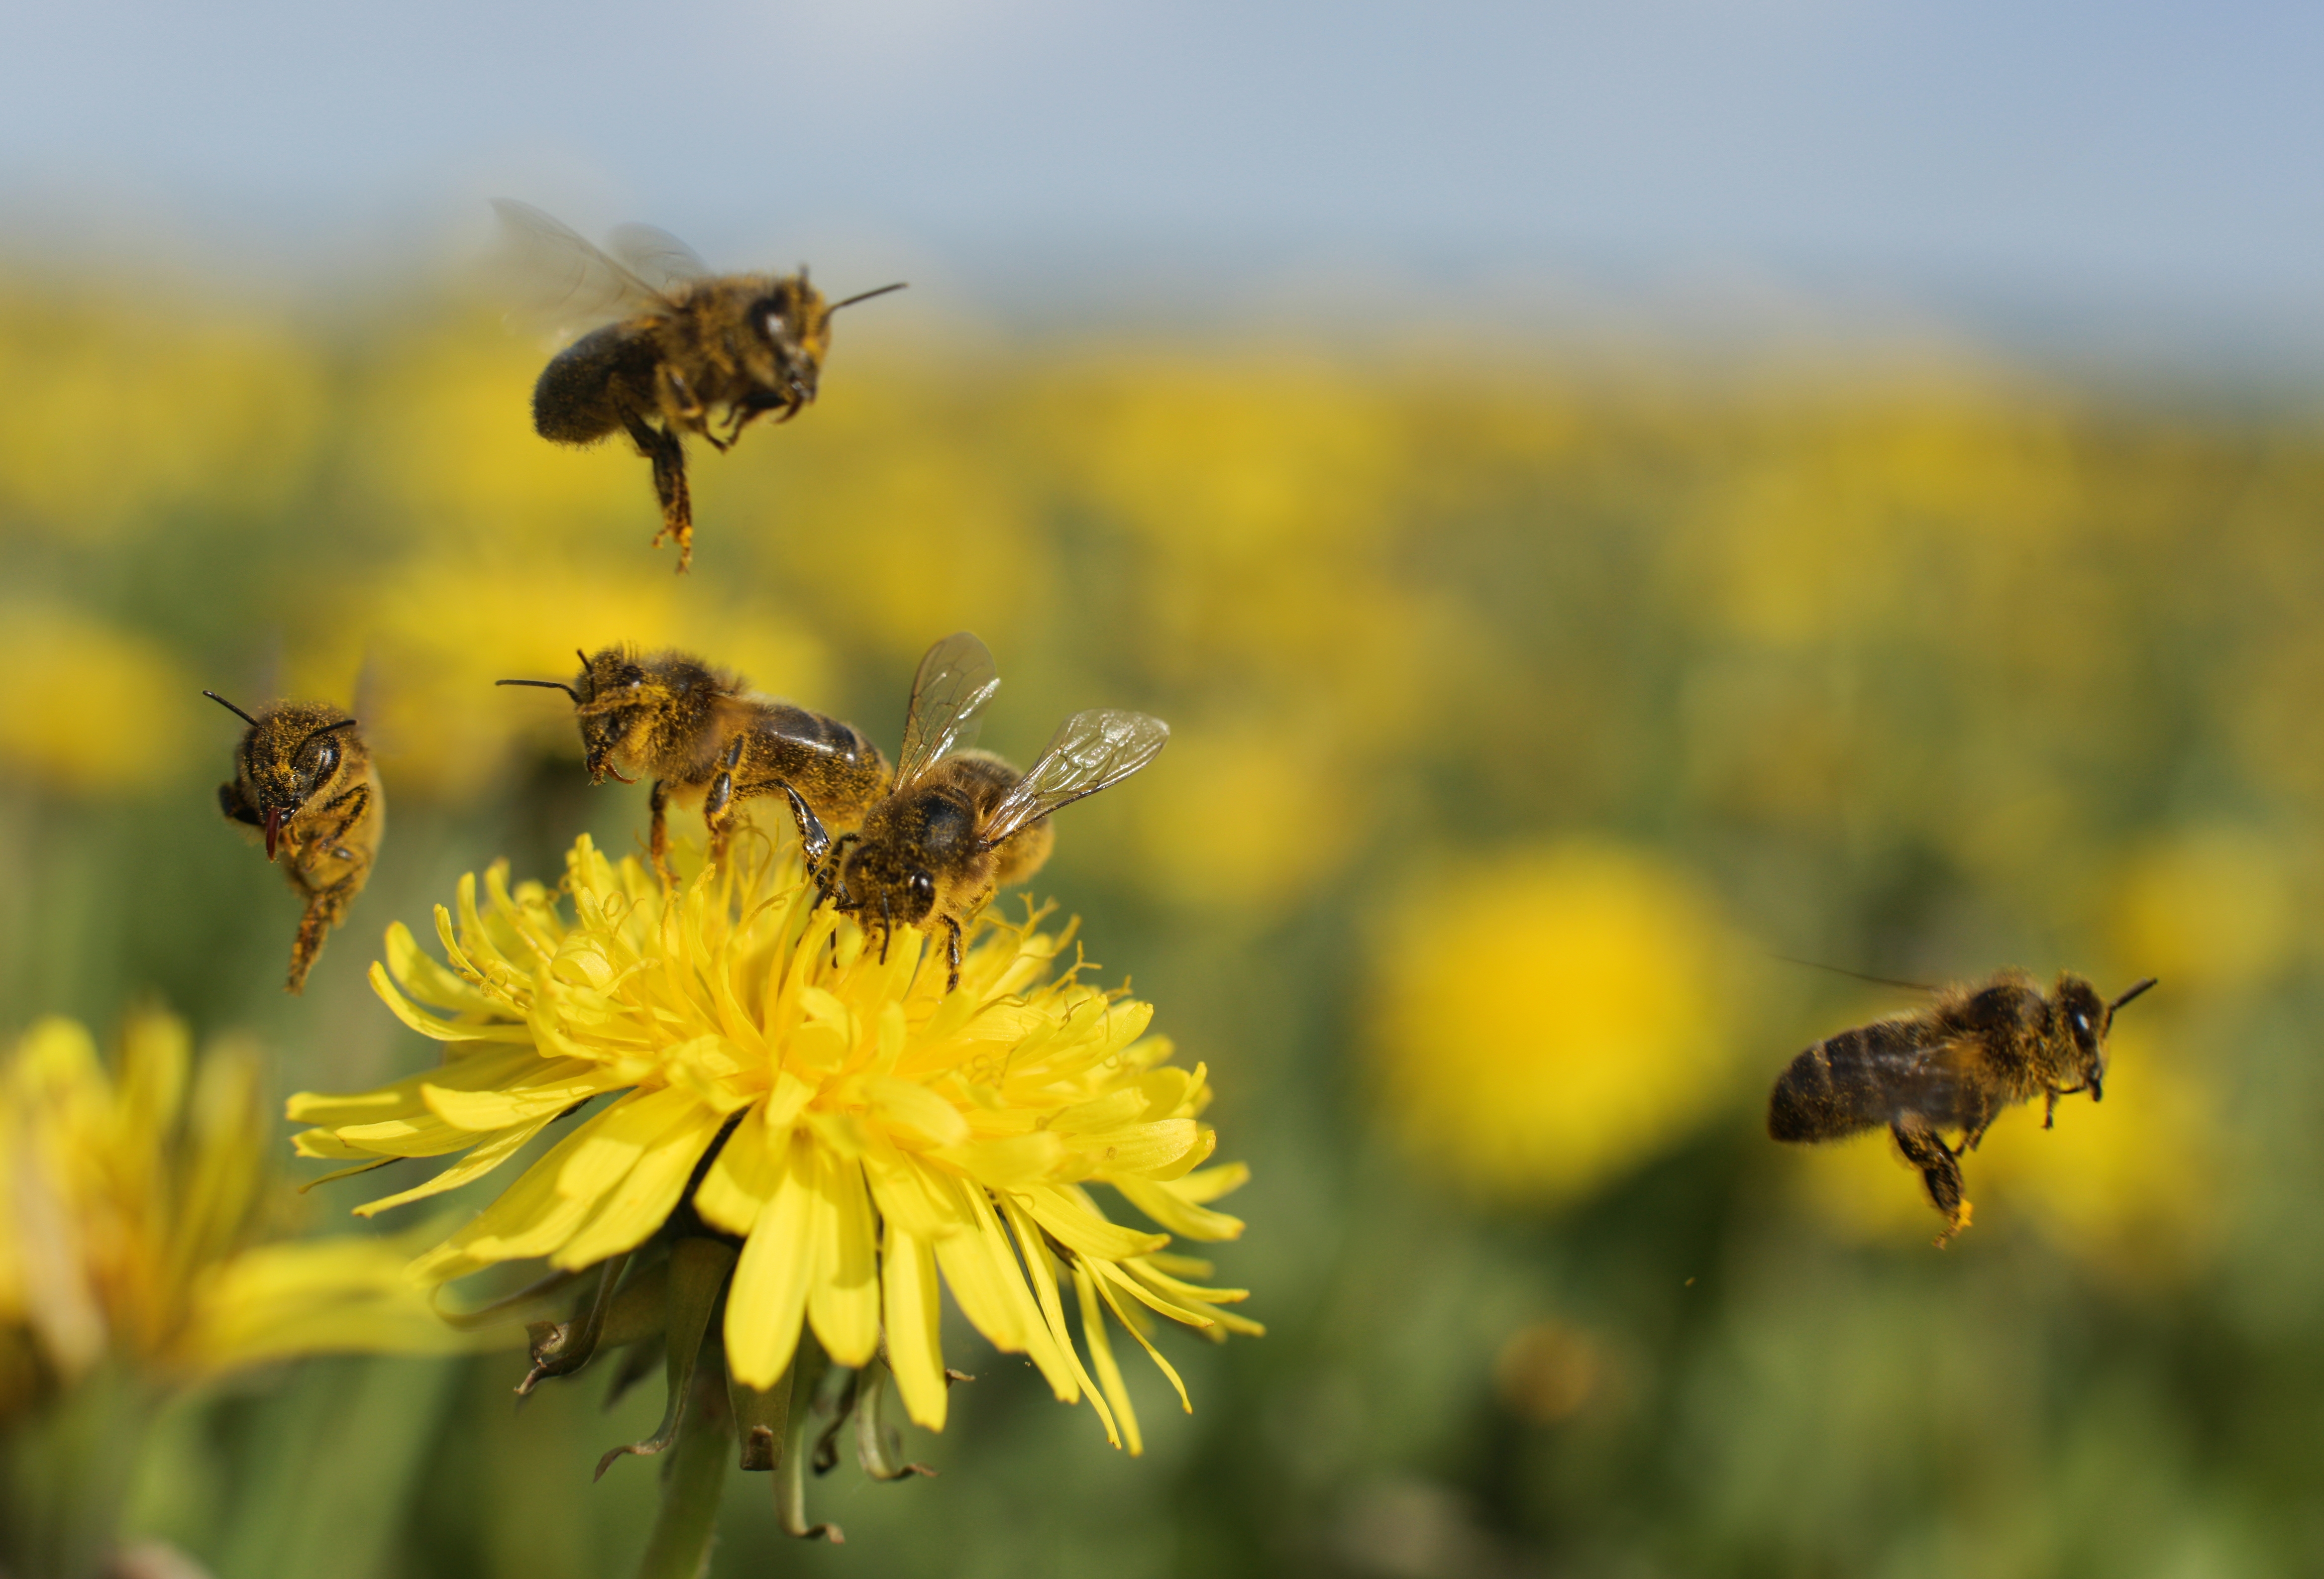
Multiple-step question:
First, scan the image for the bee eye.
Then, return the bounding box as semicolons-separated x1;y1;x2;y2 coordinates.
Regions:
2074;1012;2090;1032
909;872;934;904
764;311;786;338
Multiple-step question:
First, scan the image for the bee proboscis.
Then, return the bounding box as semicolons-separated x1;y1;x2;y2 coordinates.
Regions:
493;199;905;571
205;690;384;994
1767;970;2158;1241
497;646;888;879
802;630;1170;992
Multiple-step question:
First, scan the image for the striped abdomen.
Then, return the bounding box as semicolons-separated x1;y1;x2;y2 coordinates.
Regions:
1767;1017;1965;1142
740;704;891;824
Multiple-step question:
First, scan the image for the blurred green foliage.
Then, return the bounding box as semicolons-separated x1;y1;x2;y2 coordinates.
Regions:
4;277;2324;1576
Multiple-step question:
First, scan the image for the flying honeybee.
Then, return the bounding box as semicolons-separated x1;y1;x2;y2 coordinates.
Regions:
493;199;905;572
205;691;384;994
1767;969;2158;1241
808;631;1170;992
496;647;888;878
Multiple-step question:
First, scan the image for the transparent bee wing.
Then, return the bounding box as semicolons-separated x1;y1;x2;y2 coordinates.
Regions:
607;222;714;292
489;198;673;336
895;631;1002;786
978;709;1169;849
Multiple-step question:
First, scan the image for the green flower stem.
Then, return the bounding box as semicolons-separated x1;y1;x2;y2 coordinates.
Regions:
632;1342;735;1579
0;1364;159;1579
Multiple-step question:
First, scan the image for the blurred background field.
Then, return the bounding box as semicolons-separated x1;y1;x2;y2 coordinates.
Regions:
4;263;2324;1575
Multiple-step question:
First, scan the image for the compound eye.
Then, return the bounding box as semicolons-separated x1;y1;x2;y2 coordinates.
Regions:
2073;1012;2090;1033
763;310;787;339
909;871;935;906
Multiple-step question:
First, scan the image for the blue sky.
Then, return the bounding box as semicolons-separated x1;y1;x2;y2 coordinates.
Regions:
4;1;2317;339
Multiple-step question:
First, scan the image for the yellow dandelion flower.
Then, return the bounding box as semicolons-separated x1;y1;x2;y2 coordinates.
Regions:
1371;842;1740;1201
0;1010;472;1415
292;829;1258;1471
0;1010;482;1579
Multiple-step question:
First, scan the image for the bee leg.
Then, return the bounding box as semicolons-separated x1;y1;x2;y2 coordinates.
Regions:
782;784;831;867
286;876;359;996
648;780;677;886
704;739;748;865
2042;1088;2061;1129
942;915;963;994
619;408;693;572
810;832;859;911
219;780;262;828
1892;1121;1969;1242
317;781;373;848
658;365;707;426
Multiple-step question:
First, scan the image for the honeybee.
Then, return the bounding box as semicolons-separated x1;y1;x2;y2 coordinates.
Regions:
806;631;1170;992
205;691;384;994
493;199;905;571
496;647;888;878
1767;970;2159;1240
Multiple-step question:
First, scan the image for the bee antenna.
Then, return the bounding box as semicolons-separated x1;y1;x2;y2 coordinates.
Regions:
497;677;582;702
202;690;261;728
830;282;908;312
2108;977;2159;1013
576;647;590;672
1768;953;1936;993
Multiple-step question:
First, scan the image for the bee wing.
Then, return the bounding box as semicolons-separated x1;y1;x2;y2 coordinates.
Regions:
607;222;714;292
490;198;674;335
894;631;1002;787
978;710;1169;850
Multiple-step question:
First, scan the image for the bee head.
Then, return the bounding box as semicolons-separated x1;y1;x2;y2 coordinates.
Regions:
751;276;902;411
836;796;972;945
2051;973;2155;1104
209;695;356;861
753;275;833;408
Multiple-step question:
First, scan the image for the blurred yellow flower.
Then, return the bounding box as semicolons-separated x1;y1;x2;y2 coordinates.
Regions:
293;830;1258;1453
0;1012;471;1419
0;602;190;794
1371;842;1738;1201
0;294;323;540
2112;827;2301;992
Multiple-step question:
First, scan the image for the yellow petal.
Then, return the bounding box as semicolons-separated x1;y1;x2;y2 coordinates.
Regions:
1001;1195;1116;1446
862;1145;969;1243
1171;1161;1251;1205
349;1116;555;1218
1073;1260;1142;1455
929;1179;1029;1354
1090;1261;1193;1412
420;1064;622;1131
384;920;502;1016
554;1085;697;1201
866;1077;971;1149
723;1130;816;1389
934;1131;1067;1188
405;1116;612;1285
1071;1119;1211;1181
694;1107;783;1236
1022;1184;1171;1261
807;1150;880;1366
368;962;534;1044
286;1043;546;1127
552;1100;725;1269
882;1218;947;1431
1110;1174;1246;1241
